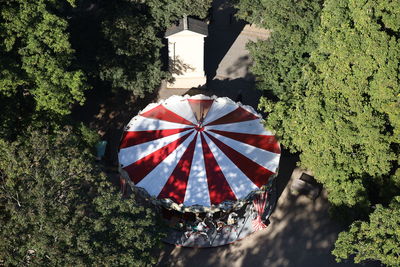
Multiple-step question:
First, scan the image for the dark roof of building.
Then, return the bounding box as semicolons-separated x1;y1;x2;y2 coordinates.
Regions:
165;17;208;37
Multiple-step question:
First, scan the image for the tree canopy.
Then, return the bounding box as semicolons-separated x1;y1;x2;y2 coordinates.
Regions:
0;0;89;140
0;0;88;115
261;0;400;208
0;128;164;266
237;0;400;208
333;196;400;266
235;0;400;265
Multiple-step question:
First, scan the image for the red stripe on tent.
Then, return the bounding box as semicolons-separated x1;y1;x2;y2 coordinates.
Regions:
206;106;259;126
157;133;198;203
205;132;274;188
200;133;237;205
187;99;214;123
140;104;195;126
123;132;193;184
209;130;281;154
119;128;193;149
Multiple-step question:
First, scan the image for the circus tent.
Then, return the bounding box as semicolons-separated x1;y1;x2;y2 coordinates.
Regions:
118;94;281;213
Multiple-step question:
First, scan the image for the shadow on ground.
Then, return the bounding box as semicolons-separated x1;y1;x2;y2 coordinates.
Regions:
163;77;261;110
72;82;160;166
205;0;246;81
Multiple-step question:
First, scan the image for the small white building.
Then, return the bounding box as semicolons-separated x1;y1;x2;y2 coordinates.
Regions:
165;17;208;89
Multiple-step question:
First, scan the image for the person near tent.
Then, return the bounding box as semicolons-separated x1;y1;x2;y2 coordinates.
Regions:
119;176;127;196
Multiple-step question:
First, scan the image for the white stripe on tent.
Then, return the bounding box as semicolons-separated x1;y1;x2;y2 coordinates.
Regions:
126;115;193;131
118;130;194;167
162;97;197;125
203;134;259;199
205;120;274;135
206;131;280;173
137;132;197;197
189;95;212;100
183;134;211;207
203;98;238;125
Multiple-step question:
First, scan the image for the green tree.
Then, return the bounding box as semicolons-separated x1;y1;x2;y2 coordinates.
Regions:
0;0;88;115
0;128;164;266
236;0;400;263
146;0;212;27
254;0;400;209
333;196;400;266
97;0;165;96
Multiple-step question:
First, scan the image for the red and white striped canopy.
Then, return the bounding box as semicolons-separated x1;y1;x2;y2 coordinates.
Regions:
118;95;280;208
